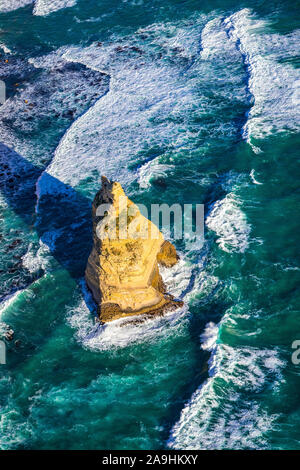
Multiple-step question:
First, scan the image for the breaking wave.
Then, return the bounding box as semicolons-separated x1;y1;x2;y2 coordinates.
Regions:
206;193;251;253
223;9;300;149
33;0;77;16
0;0;77;15
0;0;34;13
168;319;285;450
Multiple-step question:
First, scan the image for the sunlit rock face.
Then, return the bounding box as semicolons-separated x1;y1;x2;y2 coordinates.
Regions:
85;176;183;323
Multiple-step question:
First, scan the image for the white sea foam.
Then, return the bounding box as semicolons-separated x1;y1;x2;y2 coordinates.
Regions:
0;0;77;15
28;50;69;69
198;16;248;107
223;9;300;146
0;43;12;54
206;193;251;253
169;318;285;449
160;243;219;303
22;240;52;273
170;399;277;450
0;54;108;168
250;169;263;185
0;321;10;338
37;49;196;193
37;14;247;197
0;406;30;450
67;297;188;351
33;0;77;16
200;17;240;62
200;321;219;351
0;0;33;13
138;160;175;189
159;256;193;300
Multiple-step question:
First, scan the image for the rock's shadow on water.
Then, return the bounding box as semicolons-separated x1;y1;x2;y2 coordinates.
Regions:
0;142;93;303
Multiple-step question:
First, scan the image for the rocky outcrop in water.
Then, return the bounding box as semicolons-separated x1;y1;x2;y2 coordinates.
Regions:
85;176;183;323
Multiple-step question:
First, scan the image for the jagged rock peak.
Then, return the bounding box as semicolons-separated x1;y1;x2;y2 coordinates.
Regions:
85;177;183;323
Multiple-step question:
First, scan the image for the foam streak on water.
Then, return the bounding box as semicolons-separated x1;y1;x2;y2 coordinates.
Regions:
0;0;34;13
33;0;77;16
223;9;300;149
37;44;198;193
206;193;251;253
36;13;247;197
0;0;77;15
168;319;285;450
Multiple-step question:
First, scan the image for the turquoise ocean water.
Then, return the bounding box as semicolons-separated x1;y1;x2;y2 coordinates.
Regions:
0;0;299;450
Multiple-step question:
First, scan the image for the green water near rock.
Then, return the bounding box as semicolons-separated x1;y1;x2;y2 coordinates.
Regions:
0;0;299;450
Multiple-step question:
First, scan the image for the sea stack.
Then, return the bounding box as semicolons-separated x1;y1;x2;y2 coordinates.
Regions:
85;176;183;323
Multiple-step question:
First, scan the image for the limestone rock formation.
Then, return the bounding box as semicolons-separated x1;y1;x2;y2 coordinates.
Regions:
85;176;183;323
